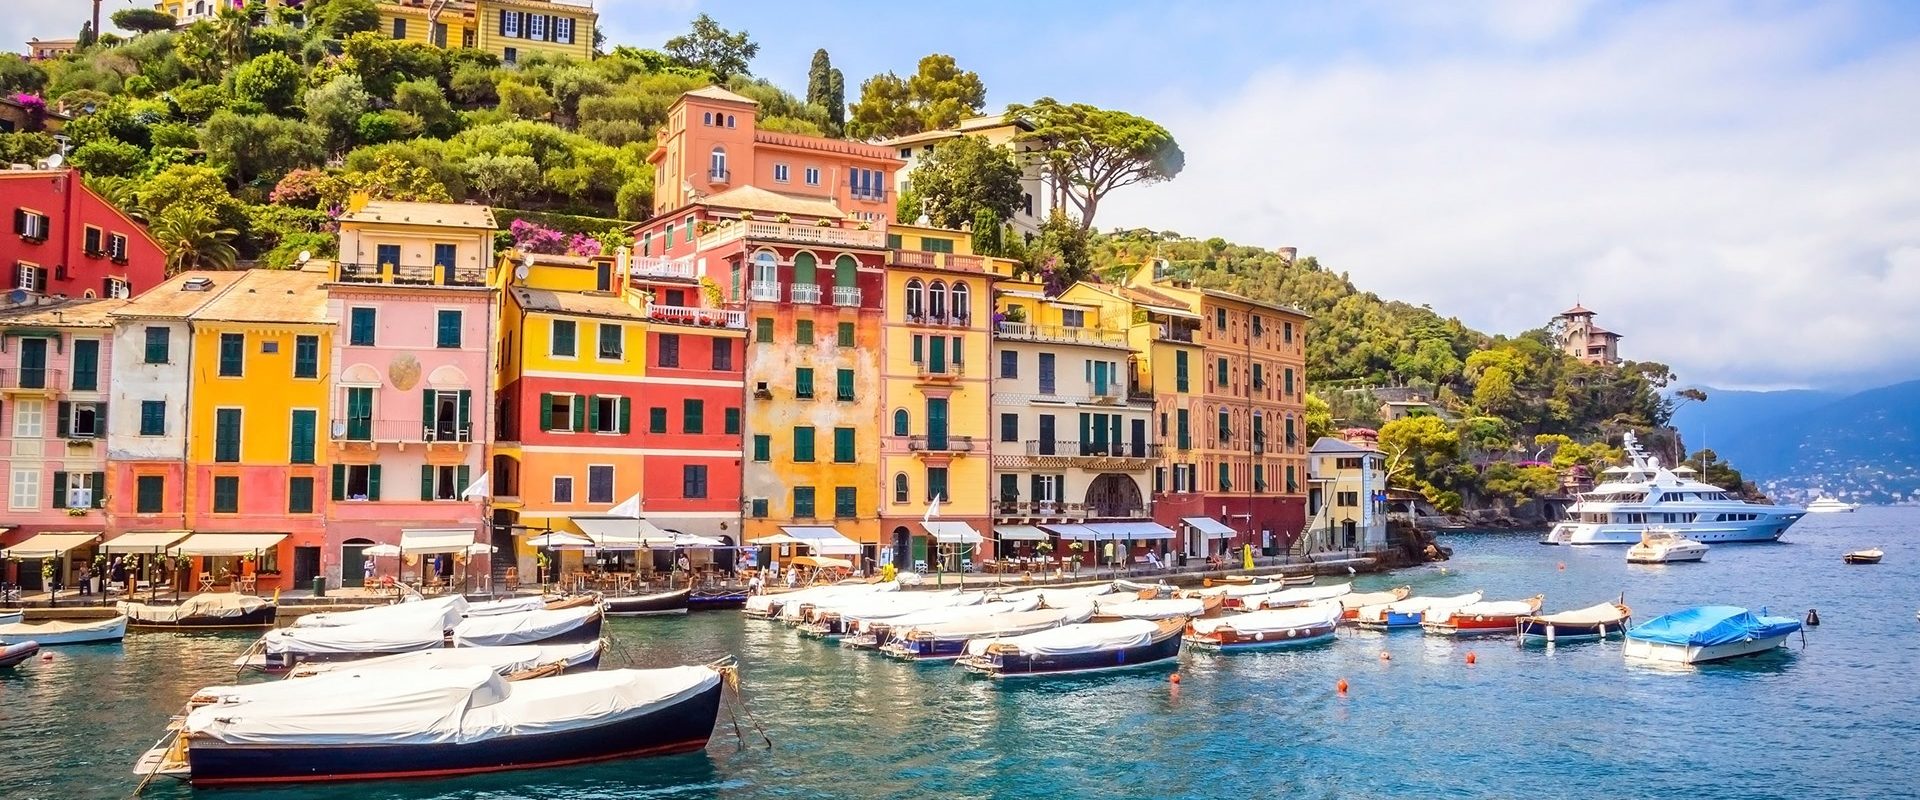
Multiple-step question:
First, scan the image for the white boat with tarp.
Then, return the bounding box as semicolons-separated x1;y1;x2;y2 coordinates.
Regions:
1338;586;1411;620
120;594;276;630
1252;582;1353;610
1624;605;1801;665
795;590;980;637
844;596;1042;649
286;641;605;679
1185;603;1340;650
1354;590;1483;629
881;605;1095;661
1517;601;1633;643
1091;596;1211;621
245;603;602;672
957;618;1185;678
0;614;127;645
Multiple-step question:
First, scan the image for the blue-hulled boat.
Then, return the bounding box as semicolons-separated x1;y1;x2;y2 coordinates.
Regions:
1353;590;1482;629
1623;605;1802;665
956;618;1185;678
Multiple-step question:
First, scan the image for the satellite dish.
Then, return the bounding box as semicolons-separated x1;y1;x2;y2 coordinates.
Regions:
40;153;62;170
6;289;25;305
296;250;311;264
514;264;530;281
330;420;347;438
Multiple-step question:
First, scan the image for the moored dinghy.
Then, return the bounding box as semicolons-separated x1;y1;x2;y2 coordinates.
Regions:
0;614;127;645
845;596;1041;650
1624;605;1802;665
957;618;1186;678
1518;601;1633;644
285;640;605;679
1185;603;1340;650
120;594;276;630
1091;596;1212;621
0;640;39;668
604;588;691;616
797;590;978;638
881;605;1095;661
1338;586;1410;620
1354;591;1483;629
452;604;604;647
290;595;468;629
1252;582;1353;610
745;580;896;620
0;610;21;626
1843;548;1883;565
1422;595;1545;636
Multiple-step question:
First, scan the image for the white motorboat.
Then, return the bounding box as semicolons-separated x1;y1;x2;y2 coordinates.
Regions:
1806;497;1858;514
0;614;127;645
1541;432;1803;545
1624;605;1800;664
1626;529;1709;564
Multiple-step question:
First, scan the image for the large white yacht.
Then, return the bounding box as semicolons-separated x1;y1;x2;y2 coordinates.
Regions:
1542;433;1804;545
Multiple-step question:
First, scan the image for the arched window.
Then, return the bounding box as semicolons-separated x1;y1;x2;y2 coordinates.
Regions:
834;254;857;288
892;408;909;436
709;146;727;180
726;114;736;128
792;252;817;287
928;280;948;321
893;473;909;504
905;279;924;319
950;282;971;323
702;111;713;126
753;251;778;286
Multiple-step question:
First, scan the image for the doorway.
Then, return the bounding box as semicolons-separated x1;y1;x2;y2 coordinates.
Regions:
292;546;321;587
341;538;374;587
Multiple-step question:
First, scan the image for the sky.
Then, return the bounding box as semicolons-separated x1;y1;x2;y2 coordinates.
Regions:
10;0;1920;391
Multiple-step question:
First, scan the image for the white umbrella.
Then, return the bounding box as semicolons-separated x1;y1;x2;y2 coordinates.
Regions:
528;532;593;548
363;544;402;557
464;543;497;556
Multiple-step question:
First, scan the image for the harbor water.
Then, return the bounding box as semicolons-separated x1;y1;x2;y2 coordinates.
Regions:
4;508;1915;799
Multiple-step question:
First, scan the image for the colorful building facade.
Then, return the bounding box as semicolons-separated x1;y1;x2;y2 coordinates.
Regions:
2;169;165;302
377;0;596;63
323;201;496;588
1307;436;1389;552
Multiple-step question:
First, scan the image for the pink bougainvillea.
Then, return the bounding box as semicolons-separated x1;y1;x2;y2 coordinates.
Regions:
509;219;605;257
566;233;601;257
11;93;46;120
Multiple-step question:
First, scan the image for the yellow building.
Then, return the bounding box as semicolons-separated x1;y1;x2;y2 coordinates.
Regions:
879;225;996;569
376;0;596;63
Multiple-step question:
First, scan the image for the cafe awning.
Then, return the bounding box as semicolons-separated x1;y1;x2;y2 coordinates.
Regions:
170;533;288;557
777;526;861;555
399;528;476;554
791;555;853;570
4;531;100;558
1076;522;1177;541
994;525;1049;542
1182;517;1237;539
528;532;594;549
572;516;673;549
101;530;191;553
923;521;983;545
1041;523;1099;540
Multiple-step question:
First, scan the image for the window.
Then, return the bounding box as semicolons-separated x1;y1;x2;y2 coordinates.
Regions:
1252;364;1264;389
63;339;99;391
795;367;814;399
144;327;170;363
713;339;734;370
289;476;315;514
502;47;516;64
682;465;709;498
330;464;381;501
555;16;574;44
591;395;627;434
436;310;462;349
11;398;39;438
136;475;164;513
419;464;466;501
1060;308;1084;328
1219;463;1232;492
551;476;572;504
724;407;741;435
391;16;406;38
923;237;955;254
57;401;104;439
834;487;857;519
836;369;854;401
951;283;970;321
929;281;948;321
294;335;319;378
1000;474;1019;503
1255;465;1267;491
837;322;855;348
1219;410;1232;444
894;473;910;504
349;308;376;346
709;146;727;179
1252;315;1264;337
1216;358;1229;387
526;12;545;39
1284;368;1295;396
1000;413;1018;443
539;393;579;432
654;332;676;366
796;320;813;343
1216;308;1227;329
1177;409;1191;450
926;467;949;503
649;406;667;433
751;498;769;518
587;465;614;504
804;167;821;186
774;163;790;182
107;233;128;262
755;317;774;342
13;209;48;240
1286;416;1298;448
1287;464;1298;493
893;409;909;436
8;468;37;510
833;427;855;462
213;476;240;513
345;387;374;440
1284;321;1294;343
793;487;816;518
683;399;704;433
106;277;130;299
1038;353;1056;394
14;263;43;293
214;408;241;462
551;319;577;357
139;400;166;436
218;333;244;376
752;434;770;462
1175;351;1190;392
905;279;925;319
1000;350;1018;379
290;410;316;464
794;426;815;462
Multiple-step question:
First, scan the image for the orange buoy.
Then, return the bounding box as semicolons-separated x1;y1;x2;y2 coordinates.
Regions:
1170;673;1182;684
1336;678;1349;696
1465;651;1477;665
1557;562;1566;571
1379;650;1391;662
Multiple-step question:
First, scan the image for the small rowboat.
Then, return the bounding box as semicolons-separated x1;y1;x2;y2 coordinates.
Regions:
0;614;127;645
0;640;39;668
957;618;1185;679
1091;596;1214;621
120;594;276;630
1518;602;1632;644
1354;590;1482;629
1844;548;1883;565
0;610;22;626
1338;586;1410;620
603;588;691;616
1253;582;1352;610
1185;604;1339;650
1422;595;1545;636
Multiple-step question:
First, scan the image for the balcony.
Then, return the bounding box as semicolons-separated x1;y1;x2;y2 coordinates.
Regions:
0;368;62;394
832;285;863;307
892;250;985;273
338;262;486;288
703;220;889;250
915;361;964;383
628;255;696;279
645;303;746;329
994;321;1128;347
907;310;973;328
330;418;475;446
1087;386;1123;404
1022;440;1161;468
790;283;821;304
1155;324;1195;343
749;281;782;301
708;169;731;184
907;434;975;454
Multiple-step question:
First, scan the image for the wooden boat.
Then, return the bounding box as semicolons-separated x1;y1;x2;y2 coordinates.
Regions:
1253;582;1353;610
881;606;1095;661
0;614;127;645
957;618;1185;678
1185;603;1339;650
119;594;276;630
604;588;691;616
1183;581;1288;610
1280;573;1317;587
1353;590;1482;629
1518;602;1632;644
251;605;604;672
1338;586;1411;620
137;665;726;787
1624;605;1801;665
1091;596;1216;621
846;596;1041;650
1844;548;1883;565
0;640;38;668
1422;595;1545;636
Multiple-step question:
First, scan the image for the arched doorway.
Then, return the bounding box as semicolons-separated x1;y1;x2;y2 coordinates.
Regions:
341;537;375;587
892;526;911;569
1086;474;1146;518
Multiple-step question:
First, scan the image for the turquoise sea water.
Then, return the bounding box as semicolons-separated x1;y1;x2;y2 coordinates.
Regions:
4;508;1916;799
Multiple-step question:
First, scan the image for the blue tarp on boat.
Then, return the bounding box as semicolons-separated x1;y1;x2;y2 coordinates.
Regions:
1628;605;1801;647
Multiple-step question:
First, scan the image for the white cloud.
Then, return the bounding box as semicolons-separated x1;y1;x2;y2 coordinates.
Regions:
1101;2;1920;390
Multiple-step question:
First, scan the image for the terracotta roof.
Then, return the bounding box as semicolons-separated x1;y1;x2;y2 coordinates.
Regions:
1197;288;1312;319
701;185;846;219
111;271;247;320
1560;303;1593;316
683;85;758;106
753;130;901;162
1116;285;1193;310
339;201;496;230
0;298;127;327
881;114;1031;148
512;288;647;321
193;270;331;325
1587;326;1620;338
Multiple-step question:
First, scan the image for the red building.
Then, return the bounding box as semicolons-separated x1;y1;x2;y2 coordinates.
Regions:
2;169;164;302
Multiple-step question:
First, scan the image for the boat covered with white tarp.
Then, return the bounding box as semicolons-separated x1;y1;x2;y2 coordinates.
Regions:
880;605;1095;661
1187;603;1341;650
120;594;276;629
957;618;1185;678
1252;582;1353;610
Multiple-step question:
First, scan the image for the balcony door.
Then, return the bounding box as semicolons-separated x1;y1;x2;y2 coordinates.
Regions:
17;338;46;389
925;399;948;451
346;387;374;440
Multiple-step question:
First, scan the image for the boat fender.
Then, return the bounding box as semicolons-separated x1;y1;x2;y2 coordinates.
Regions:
1253;631;1263;641
1286;628;1295;638
1465;651;1477;665
1805;608;1820;627
1379;650;1391;662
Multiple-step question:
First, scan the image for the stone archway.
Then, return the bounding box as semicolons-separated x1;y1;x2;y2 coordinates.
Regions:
1085;474;1145;518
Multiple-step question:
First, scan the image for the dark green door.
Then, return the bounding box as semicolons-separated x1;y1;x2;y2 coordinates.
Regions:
926;399;948;450
928;336;947;374
346;387;373;440
18;338;46;389
341;543;369;587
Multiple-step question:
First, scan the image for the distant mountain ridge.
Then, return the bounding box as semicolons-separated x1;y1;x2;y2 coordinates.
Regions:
1673;380;1920;505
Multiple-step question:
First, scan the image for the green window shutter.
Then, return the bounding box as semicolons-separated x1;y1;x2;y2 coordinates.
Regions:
724;407;740;435
570;395;586;432
751;498;768;518
289;477;313;514
836;369;853;401
834;255;856;288
796;319;813;343
55;401;70;438
649;407;667;433
458;390;471;435
71;340;98;390
368;465;383;501
422;389;436;434
618;397;632;434
51;471;67;508
911;335;923;363
89;471;105;508
539;393;554;431
421;465;435;500
457;465;470;497
137;476;164;513
144;327;169;364
795;368;813;398
290;410;316;464
332;464;346;501
837;322;855;347
1175;351;1189;392
752;434;770;462
755;317;774;342
793;252;817;285
794;426;814;462
684;399;703;433
437;310;462;348
834;427;854;462
586;395;601;432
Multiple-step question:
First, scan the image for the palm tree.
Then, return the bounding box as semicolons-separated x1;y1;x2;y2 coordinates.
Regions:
213;7;250;64
150;207;238;275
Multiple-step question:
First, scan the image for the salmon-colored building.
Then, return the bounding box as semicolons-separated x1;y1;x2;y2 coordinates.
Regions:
1;168;165;302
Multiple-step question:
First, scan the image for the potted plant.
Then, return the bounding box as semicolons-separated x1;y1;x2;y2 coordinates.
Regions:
776;213;792;224
65;507;88;516
815;218;833;227
739;211;755;221
857;221;872;230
